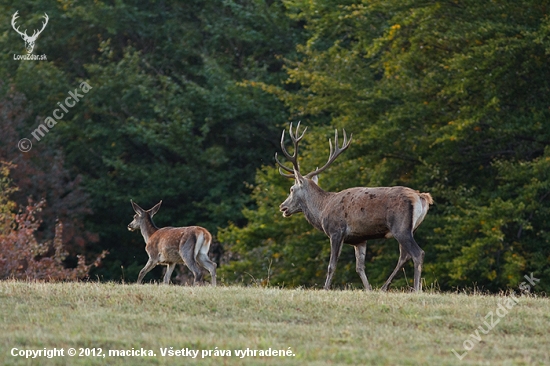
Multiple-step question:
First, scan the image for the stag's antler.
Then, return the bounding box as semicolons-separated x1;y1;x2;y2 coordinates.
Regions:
276;122;352;179
304;129;352;179
275;122;307;178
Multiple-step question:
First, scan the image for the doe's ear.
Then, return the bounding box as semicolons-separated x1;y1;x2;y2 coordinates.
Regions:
148;200;162;217
131;200;145;216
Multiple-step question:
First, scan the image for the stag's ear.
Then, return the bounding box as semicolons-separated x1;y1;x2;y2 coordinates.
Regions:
311;174;319;185
149;200;162;217
131;200;145;216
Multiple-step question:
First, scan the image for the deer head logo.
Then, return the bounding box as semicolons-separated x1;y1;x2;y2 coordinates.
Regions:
11;11;49;54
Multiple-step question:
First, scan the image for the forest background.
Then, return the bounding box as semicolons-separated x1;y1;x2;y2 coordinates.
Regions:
1;0;549;292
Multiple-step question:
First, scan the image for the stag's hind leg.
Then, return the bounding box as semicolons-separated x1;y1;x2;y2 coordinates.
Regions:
384;232;424;292
380;244;411;291
354;242;372;291
400;235;424;292
409;238;425;292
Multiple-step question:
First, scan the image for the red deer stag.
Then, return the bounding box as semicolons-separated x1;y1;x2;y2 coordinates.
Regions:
127;200;217;286
275;123;433;291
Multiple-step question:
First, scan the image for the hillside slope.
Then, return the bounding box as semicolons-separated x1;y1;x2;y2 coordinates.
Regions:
1;282;549;365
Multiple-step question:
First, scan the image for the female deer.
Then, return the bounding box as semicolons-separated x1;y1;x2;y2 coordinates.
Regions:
128;200;216;286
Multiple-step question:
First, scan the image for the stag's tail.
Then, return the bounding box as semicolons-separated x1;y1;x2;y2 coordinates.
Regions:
412;192;433;230
420;192;434;206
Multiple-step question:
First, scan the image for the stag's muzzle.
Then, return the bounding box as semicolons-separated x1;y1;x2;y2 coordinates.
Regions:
279;205;290;217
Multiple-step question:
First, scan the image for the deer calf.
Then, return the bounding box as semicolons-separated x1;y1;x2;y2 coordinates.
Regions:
127;200;216;286
276;123;433;291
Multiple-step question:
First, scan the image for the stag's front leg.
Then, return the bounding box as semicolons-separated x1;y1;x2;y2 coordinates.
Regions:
354;242;372;291
324;233;344;290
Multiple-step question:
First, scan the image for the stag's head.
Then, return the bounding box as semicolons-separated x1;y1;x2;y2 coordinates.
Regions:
279;175;319;217
276;122;352;217
128;200;162;231
11;11;49;53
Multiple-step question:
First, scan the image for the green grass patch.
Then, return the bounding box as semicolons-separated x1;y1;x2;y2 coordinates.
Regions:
0;281;549;365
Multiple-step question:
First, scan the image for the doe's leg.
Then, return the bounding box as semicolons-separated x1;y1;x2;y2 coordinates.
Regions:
163;263;176;284
137;258;157;284
180;237;204;286
197;252;217;287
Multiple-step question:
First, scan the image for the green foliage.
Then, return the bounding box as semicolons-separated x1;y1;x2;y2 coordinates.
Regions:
0;163;17;233
431;148;550;289
219;166;332;287
0;0;303;281
224;0;550;291
2;0;549;290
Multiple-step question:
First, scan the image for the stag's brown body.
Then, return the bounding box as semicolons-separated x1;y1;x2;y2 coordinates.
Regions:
128;201;216;286
299;186;432;243
276;123;433;291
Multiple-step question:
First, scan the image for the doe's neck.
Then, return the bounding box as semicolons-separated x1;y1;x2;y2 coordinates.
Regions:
140;216;159;243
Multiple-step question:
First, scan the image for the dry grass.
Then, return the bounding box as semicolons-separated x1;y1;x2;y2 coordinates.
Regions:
0;281;549;365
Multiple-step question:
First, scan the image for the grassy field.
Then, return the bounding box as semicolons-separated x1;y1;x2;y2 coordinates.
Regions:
0;281;549;365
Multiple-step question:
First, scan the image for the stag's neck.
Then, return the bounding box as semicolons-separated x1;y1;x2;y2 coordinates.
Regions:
140;217;159;244
301;184;333;231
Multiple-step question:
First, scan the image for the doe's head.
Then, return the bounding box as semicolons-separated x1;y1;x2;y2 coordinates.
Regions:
128;200;162;231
